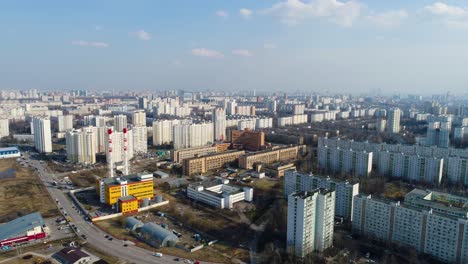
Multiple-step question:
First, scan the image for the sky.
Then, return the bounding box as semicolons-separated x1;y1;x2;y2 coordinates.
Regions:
1;0;468;95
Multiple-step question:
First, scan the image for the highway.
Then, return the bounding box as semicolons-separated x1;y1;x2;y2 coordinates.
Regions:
24;154;198;264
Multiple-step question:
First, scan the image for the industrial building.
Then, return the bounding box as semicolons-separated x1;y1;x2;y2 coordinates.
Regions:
97;173;154;206
0;146;21;159
187;179;253;209
0;212;47;247
139;222;179;248
171;145;218;164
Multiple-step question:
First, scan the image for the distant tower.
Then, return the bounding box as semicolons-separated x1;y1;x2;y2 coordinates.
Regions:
123;128;129;175
213;108;227;142
386;108;401;134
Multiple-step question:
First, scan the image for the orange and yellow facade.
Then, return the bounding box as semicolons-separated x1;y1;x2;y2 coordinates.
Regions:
97;173;154;206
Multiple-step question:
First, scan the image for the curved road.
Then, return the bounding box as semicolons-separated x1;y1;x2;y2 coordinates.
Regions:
25;154;201;264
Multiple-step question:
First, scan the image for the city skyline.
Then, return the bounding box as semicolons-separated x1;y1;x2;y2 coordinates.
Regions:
2;0;468;94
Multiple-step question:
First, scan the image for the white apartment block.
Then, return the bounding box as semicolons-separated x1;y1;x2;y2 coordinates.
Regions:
114;114;127;132
386;107;401;134
0;119;9;139
284;170;359;220
286;190;335;258
378;151;444;185
173;123;213;150
66;128;97;164
132;126;147;154
317;145;373;177
132;111;146;126
277;114;308;127
187;179;253;209
58;115;73;132
152;119;190;146
213;108;226;141
352;192;468;264
32;116;52;153
319;137;468;186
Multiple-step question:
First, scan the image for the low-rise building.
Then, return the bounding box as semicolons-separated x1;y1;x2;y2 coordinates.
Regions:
171;145;218;164
183;150;245;176
187;179;253;209
0;147;21;159
53;247;91;264
117;195;139;215
0;212;46;247
239;145;303;170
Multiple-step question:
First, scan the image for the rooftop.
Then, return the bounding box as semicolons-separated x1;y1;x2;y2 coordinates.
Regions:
0;212;44;241
0;147;19;152
101;173;153;186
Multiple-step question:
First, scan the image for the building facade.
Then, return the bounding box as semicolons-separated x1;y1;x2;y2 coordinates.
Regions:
32;116;52;153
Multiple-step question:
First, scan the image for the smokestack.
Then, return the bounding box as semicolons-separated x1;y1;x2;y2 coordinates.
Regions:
123;127;129;175
108;128;114;178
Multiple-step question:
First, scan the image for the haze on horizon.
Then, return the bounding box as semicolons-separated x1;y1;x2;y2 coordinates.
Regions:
1;0;468;94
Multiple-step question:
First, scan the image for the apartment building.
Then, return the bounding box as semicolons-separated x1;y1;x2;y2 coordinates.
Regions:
32;116;52;153
285;170;359;220
239;145;303;170
173;123;214;150
317;145;373;177
66;128;97;164
132;110;146;126
114;114;127;132
57;115;73;132
132;126;147;154
183;150;245;176
352;190;468;264
286;190;335;258
0;119;9;139
213;108;226;142
387;107;401;134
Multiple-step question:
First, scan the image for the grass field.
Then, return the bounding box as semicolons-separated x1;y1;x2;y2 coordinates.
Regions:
0;159;59;223
69;168;107;187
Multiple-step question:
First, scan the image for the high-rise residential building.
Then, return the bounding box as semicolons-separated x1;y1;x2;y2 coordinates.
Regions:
352;190;468;264
95;116;107;127
266;100;277;112
378;151;444;185
32;117;52;153
226;100;237;115
317;145;373;177
0;119;9;139
173;123;213;150
152;119;182;146
285;170;359;220
376;119;386;133
386;107;401;134
212;108;226;142
138;97;148;109
132;111;146;126
132;126;147;154
426;121;450;148
114;115;127;132
286;190;335;258
58;115;73;132
66;128;96;164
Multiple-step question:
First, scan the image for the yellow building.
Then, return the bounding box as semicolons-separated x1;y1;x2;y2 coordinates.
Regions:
117;195;139;215
97;173;154;206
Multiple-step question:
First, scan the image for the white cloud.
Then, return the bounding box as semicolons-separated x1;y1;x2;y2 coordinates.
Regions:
216;10;229;18
263;43;277;49
192;48;224;58
367;9;408;28
240;8;253;19
424;2;465;16
133;30;151;41
72;40;109;48
263;0;362;27
232;49;254;57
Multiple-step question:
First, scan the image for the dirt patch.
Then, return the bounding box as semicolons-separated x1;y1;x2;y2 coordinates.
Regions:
0;159;59;223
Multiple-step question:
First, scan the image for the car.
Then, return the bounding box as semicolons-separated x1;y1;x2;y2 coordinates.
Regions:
104;235;109;238
123;244;128;247
174;258;180;261
153;252;163;257
81;235;87;239
108;237;113;241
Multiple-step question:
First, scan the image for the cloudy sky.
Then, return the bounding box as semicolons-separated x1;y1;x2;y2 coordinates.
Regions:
1;0;468;94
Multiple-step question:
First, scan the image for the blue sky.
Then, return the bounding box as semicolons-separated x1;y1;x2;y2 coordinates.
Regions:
1;0;468;94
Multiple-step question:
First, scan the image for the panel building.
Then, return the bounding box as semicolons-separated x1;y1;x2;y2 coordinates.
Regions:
66;128;97;164
239;145;303;170
183;150;245;176
352;189;468;264
0;119;9;139
58;115;73;132
386;107;401;134
173;123;213;150
285;170;359;220
317;145;373;177
32;116;52;153
213;108;226;142
286;190;335;258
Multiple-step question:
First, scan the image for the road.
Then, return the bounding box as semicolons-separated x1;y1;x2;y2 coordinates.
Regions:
24;154;201;264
